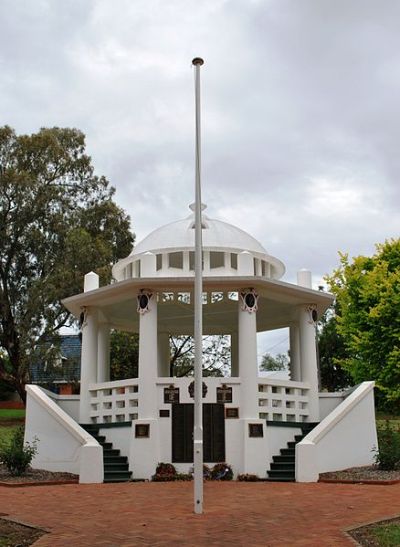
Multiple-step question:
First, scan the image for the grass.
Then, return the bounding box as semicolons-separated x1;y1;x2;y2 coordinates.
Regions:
0;409;25;421
0;425;20;445
370;522;400;546
376;412;400;430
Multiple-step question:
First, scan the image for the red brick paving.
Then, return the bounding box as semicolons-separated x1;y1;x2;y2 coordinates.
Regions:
2;481;400;546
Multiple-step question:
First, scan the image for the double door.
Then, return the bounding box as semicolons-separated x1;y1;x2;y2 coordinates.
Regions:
172;403;225;463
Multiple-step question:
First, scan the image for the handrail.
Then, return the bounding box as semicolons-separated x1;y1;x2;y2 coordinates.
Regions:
26;385;99;446
301;381;374;444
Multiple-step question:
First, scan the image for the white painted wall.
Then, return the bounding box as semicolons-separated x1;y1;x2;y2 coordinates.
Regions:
296;382;377;482
25;385;103;483
54;395;80;422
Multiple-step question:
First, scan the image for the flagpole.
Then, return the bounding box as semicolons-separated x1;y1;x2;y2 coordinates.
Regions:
192;56;204;515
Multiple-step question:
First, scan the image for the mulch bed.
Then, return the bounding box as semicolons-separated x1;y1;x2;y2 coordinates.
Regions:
0;464;78;487
319;465;400;484
0;518;45;546
347;516;400;546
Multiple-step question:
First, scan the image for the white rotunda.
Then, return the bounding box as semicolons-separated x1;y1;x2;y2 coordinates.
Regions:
24;206;378;484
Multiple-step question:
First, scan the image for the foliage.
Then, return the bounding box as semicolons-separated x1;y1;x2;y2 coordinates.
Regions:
326;239;400;408
0;409;25;420
367;521;400;546
110;331;139;380
317;307;352;391
0;126;134;402
0;426;38;475
237;473;259;481
152;462;192;481
170;335;231;377
260;352;288;372
373;421;400;471
210;463;233;481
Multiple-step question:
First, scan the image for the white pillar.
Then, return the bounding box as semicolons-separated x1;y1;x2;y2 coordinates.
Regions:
138;293;158;419
97;323;110;383
79;308;98;423
289;325;301;381
230;331;239;377
141;252;156;277
84;271;99;292
157;332;170;377
297;269;312;289
238;294;259;419
298;305;319;422
238;251;254;276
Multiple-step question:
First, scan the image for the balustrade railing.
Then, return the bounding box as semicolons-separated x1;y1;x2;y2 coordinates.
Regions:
258;379;310;422
89;379;139;424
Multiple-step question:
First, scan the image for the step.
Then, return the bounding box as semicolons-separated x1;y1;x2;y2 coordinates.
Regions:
104;471;132;482
273;455;295;463
294;435;304;442
93;435;106;443
270;462;295;471
280;448;295;456
100;442;113;450
267;469;295;479
103;448;121;457
287;441;296;449
104;455;128;464
104;462;130;472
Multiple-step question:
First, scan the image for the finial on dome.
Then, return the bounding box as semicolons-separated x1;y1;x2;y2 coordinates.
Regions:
189;203;207;212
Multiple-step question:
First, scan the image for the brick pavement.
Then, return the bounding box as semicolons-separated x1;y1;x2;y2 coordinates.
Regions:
2;481;400;546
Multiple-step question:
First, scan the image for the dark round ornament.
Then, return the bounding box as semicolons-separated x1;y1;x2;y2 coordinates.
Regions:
139;294;149;310
245;293;256;308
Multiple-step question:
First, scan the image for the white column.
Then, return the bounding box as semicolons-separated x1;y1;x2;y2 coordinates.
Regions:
79;308;98;423
289;325;301;381
230;331;239;377
298;305;319;422
157;332;170;377
238;251;254;276
138;293;158;419
238;296;259;419
141;252;156;277
97;323;110;383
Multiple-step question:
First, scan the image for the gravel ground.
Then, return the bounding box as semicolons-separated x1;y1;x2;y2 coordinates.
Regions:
0;464;78;483
320;465;400;481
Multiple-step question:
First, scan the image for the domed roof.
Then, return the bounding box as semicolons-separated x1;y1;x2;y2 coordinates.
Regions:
131;208;268;256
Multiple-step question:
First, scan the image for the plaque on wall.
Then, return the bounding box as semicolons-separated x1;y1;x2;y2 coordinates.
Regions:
217;385;233;403
248;423;264;438
135;424;150;438
159;409;170;418
188;381;208;399
164;385;180;404
225;407;239;419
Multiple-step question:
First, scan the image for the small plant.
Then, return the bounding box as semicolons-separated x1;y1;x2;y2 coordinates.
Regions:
237;473;259;482
152;462;177;482
210;463;233;481
0;426;38;476
372;420;400;471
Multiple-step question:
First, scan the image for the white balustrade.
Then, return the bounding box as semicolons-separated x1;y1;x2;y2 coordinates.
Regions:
89;379;139;424
258;379;310;422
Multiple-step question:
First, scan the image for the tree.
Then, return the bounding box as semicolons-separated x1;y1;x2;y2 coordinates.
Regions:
317;307;352;391
0;126;134;403
260;352;289;372
326;239;400;408
170;335;230;377
110;331;139;381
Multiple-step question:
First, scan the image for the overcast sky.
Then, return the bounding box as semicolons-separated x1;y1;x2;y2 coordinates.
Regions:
1;0;399;354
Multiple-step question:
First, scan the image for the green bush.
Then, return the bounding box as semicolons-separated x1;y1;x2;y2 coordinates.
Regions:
0;426;38;476
373;421;400;470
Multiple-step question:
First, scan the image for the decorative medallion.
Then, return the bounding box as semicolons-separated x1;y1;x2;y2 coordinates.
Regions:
307;305;318;325
240;289;258;313
137;290;153;315
188;380;208;399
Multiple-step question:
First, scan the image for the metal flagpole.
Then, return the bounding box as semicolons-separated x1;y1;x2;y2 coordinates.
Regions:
192;56;204;515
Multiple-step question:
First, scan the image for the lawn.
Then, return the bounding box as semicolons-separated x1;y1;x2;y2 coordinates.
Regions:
0;409;25;421
0;408;25;445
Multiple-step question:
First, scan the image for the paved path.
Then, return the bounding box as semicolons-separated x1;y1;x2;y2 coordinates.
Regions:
2;481;400;546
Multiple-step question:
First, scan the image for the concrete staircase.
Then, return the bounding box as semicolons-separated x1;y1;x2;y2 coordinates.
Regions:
81;424;132;483
266;422;318;482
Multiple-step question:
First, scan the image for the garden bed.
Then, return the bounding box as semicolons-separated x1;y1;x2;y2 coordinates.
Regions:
319;465;400;484
0;464;78;487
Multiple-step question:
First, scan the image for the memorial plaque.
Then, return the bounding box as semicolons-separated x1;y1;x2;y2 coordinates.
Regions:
159;409;170;418
225;407;239;419
164;385;180;404
135;424;150;438
248;423;264;438
217;385;233;403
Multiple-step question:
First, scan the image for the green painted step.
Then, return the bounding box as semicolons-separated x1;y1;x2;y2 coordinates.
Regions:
268;470;295;479
273;455;294;463
270;462;295;471
104;455;128;464
280;448;295;456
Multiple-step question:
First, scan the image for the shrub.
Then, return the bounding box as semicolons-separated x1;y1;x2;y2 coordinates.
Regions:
373;421;400;471
155;462;176;476
210;463;233;481
0;427;38;476
237;473;259;482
